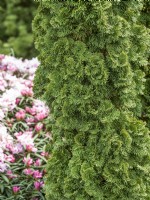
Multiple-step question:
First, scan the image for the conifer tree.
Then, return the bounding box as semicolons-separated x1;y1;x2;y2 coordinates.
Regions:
33;1;150;199
140;2;150;128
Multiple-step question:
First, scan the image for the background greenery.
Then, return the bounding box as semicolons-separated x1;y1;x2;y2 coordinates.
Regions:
0;0;37;58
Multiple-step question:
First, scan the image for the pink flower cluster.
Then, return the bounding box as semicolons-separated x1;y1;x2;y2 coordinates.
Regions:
0;55;51;199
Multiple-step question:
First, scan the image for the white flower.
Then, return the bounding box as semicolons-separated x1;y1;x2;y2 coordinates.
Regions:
0;109;4;120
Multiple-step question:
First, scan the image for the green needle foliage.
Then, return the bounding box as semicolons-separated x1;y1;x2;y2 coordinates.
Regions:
33;1;150;199
0;0;37;58
140;2;150;128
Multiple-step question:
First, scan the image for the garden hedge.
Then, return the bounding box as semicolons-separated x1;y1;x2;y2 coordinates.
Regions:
33;1;150;199
0;0;37;58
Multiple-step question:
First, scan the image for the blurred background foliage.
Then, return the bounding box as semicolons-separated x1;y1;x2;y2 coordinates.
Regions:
0;0;37;58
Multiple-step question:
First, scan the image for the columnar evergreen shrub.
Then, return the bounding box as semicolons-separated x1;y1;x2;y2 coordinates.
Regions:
0;0;37;58
33;1;150;199
140;2;150;128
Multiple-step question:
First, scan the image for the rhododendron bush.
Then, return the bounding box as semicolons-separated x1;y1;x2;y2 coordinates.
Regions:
0;55;50;200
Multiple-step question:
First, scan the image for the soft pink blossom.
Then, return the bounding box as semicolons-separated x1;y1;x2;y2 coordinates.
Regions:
21;88;33;97
0;161;8;172
33;170;43;179
35;112;47;121
26;117;35;125
26;144;37;152
25;106;31;113
5;154;15;163
7;64;17;72
23;157;33;167
41;152;49;158
15;98;21;105
0;54;5;60
24;80;33;88
15;110;26;120
11;143;23;154
35;123;43;132
34;181;44;191
16;131;34;147
25;107;36;115
6;170;17;179
14;132;22;138
12;186;20;193
24;168;33;175
34;159;41;167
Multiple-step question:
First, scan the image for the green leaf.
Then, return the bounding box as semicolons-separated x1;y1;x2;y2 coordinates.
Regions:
1;174;9;183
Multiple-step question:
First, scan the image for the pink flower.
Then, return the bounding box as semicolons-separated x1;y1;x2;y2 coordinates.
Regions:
7;170;17;179
24;168;33;175
12;186;20;193
6;170;13;176
6;143;13;151
15;98;21;105
35;112;47;121
25;106;31;113
24;80;33;88
34;159;41;167
0;162;8;172
26;144;37;152
21;88;33;97
5;154;15;163
34;181;44;190
25;107;36;115
15;110;26;120
23;157;33;167
12;143;23;154
41;152;49;158
35;123;43;132
16;131;34;147
33;170;43;179
26;117;35;126
7;64;17;72
0;54;5;60
14;132;22;138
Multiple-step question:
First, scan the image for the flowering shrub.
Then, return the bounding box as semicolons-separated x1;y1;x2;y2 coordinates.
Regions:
0;55;50;199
